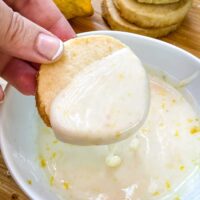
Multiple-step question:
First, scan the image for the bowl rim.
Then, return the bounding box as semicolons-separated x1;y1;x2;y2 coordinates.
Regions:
0;30;200;200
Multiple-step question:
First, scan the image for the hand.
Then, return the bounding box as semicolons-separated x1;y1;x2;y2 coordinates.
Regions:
0;0;76;101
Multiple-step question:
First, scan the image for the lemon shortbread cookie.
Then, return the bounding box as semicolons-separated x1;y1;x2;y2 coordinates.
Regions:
102;0;179;38
113;0;191;28
36;36;124;127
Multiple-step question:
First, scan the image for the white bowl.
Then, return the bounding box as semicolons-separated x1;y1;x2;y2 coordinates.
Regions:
0;31;200;200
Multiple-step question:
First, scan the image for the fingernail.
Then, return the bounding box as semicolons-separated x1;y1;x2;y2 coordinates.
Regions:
36;33;64;61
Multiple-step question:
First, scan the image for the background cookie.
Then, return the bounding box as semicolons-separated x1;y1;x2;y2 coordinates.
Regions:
102;0;179;38
113;0;192;28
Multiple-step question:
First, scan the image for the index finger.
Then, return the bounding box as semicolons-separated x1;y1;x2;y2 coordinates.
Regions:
4;0;76;40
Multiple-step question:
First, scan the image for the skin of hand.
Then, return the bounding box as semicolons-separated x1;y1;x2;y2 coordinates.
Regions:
0;0;76;102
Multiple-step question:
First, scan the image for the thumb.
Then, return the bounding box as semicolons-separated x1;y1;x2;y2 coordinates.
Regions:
0;1;64;63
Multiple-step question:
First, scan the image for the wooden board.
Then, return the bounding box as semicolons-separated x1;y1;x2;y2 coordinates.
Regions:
0;0;199;199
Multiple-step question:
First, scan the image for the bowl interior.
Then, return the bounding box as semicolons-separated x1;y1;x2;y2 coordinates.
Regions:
0;31;200;200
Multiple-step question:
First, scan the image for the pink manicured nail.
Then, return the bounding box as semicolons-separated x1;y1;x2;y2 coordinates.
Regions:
36;33;64;61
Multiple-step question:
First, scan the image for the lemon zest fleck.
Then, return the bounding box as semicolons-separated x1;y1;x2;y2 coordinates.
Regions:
115;132;121;139
40;157;46;168
175;130;179;137
187;118;193;123
165;180;171;190
63;181;70;190
179;165;185;171
161;103;166;110
51;152;57;159
190;126;200;135
50;176;54;186
53;140;58;144
174;195;181;200
27;179;32;185
172;99;176;104
141;127;149;133
152;191;160;196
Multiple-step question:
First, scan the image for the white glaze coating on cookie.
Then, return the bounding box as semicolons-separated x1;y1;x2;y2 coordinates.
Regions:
50;47;149;145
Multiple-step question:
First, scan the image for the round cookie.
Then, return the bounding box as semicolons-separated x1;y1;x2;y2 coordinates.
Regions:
36;35;125;127
102;0;179;38
113;0;192;28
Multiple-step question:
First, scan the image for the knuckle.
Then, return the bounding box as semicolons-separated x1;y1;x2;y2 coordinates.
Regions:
4;12;26;47
6;0;30;10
